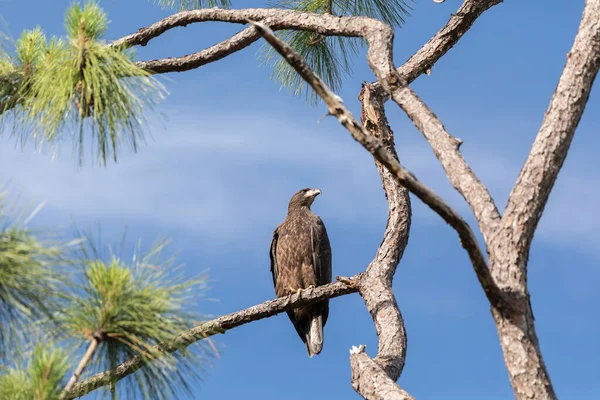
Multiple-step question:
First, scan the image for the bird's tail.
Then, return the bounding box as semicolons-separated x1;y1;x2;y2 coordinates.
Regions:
305;314;324;358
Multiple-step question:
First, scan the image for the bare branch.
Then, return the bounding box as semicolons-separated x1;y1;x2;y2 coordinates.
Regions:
484;2;600;399
110;8;367;50
64;277;360;399
395;0;503;85
391;86;501;243
378;0;505;243
502;0;600;265
350;345;415;400
250;21;510;314
358;83;410;381
133;26;261;74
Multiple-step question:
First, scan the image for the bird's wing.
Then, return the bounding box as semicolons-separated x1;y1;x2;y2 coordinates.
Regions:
269;228;279;287
314;217;332;286
310;225;320;285
311;216;332;327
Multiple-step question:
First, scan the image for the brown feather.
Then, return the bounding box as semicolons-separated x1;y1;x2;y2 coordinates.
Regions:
270;188;332;357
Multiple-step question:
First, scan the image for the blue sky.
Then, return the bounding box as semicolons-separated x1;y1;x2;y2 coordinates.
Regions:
1;0;599;399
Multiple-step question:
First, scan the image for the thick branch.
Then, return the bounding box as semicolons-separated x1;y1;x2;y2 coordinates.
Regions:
359;82;410;381
350;346;415;400
483;2;600;399
111;8;367;49
251;21;510;314
368;0;506;245
501;0;600;267
64;277;359;399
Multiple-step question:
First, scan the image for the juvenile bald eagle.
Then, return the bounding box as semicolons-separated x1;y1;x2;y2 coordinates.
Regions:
269;188;332;357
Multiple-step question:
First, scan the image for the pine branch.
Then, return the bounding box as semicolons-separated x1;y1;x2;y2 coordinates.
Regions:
64;276;360;399
59;336;101;398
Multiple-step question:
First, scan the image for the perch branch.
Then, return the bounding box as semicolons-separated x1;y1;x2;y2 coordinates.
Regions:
64;277;360;399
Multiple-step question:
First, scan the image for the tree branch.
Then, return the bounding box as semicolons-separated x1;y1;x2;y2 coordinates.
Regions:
132;26;261;74
394;0;503;86
64;277;360;399
111;8;367;50
60;336;100;398
358;83;411;381
502;0;600;266
483;1;600;398
350;345;415;400
391;85;501;243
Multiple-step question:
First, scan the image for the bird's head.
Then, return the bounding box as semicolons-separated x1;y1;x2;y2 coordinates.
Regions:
288;188;322;211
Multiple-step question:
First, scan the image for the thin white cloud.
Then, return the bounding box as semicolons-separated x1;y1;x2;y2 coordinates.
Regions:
1;110;597;257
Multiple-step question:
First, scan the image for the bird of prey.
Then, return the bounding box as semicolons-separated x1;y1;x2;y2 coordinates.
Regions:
269;188;332;357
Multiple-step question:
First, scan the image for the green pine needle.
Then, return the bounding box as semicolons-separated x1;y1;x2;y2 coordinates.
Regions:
1;2;168;165
261;0;413;103
0;345;70;400
53;235;212;399
0;201;72;363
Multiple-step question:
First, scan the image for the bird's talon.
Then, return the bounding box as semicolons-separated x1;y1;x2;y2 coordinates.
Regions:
287;286;301;295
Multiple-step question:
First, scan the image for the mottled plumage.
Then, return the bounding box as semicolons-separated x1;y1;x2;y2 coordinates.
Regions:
270;188;332;357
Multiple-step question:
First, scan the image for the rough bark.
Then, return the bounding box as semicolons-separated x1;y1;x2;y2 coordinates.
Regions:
350;346;415;400
486;1;600;398
358;82;411;382
64;277;359;399
253;20;507;314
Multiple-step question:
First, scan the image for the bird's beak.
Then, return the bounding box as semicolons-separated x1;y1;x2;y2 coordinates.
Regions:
306;188;321;198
